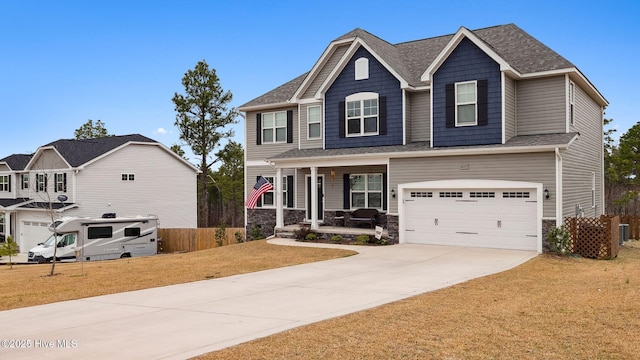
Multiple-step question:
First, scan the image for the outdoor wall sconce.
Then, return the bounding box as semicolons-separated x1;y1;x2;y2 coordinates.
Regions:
330;169;336;181
391;189;396;198
544;188;550;199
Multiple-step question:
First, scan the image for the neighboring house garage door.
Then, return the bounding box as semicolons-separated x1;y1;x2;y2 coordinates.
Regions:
20;220;51;253
399;180;542;252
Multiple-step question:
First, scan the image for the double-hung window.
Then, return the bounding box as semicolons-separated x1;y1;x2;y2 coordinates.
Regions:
346;92;378;136
261;176;275;207
350;173;382;209
307;105;322;140
36;174;46;192
456;81;477;126
55;173;66;192
0;175;9;192
262;111;287;143
21;174;29;189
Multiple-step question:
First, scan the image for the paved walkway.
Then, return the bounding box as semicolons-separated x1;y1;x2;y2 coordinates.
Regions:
0;239;537;359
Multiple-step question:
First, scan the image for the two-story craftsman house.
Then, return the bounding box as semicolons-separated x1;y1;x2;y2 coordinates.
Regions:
240;24;607;253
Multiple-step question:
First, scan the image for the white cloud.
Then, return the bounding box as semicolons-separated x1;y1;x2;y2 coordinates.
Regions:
154;127;169;135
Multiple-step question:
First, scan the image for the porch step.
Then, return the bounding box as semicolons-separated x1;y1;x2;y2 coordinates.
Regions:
276;231;296;239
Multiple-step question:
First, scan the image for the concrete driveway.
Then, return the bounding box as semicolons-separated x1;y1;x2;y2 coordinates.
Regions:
0;239;537;359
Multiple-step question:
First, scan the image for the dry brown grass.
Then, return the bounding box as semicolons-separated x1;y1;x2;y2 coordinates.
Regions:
198;242;640;360
0;240;355;311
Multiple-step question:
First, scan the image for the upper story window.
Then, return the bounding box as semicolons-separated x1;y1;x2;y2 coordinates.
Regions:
350;173;382;209
36;173;46;192
122;173;135;181
55;173;67;192
355;57;369;80
346;92;379;137
21;174;29;190
0;175;9;192
262;111;287;143
307;106;322;140
569;81;575;126
455;81;477;126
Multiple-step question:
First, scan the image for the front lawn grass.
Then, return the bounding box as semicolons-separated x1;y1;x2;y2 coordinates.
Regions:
0;240;356;311
198;241;640;359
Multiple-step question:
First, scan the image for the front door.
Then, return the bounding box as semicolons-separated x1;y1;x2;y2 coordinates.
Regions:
306;175;324;221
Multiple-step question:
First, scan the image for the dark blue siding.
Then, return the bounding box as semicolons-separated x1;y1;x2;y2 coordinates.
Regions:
433;38;502;147
325;47;403;149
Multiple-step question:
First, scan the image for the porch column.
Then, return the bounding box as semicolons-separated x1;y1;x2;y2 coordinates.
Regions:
275;168;283;229
310;166;318;230
4;211;11;238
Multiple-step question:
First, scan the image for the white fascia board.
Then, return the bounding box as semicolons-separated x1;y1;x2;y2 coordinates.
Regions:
501;72;506;144
24;146;72;170
271;155;389;169
421;27;518;82
290;39;353;102
246;160;273;167
238;101;293;112
315;38;409;98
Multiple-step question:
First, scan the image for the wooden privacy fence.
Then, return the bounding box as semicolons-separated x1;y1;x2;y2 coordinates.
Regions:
618;215;640;240
564;216;620;259
157;228;245;253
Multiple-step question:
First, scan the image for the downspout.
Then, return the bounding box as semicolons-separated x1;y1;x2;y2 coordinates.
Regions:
555;147;563;226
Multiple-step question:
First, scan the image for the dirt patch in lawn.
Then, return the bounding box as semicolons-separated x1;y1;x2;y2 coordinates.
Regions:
0;240;355;311
198;242;640;360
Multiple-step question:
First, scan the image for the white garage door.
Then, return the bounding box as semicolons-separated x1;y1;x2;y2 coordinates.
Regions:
404;188;538;251
20;220;52;253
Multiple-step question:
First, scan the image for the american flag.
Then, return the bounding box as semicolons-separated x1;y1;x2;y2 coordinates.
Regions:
246;176;274;209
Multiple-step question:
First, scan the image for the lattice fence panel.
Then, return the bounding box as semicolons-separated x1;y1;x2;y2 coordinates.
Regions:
564;216;620;259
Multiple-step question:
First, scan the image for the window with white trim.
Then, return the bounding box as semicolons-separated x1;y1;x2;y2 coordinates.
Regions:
355;57;369;80
21;174;29;189
282;176;288;208
350;173;382;209
36;173;46;192
0;175;9;192
569;81;575;126
261;176;275;207
346;92;378;136
456;81;477;126
307;105;322;140
262;111;287;143
0;214;4;234
55;173;65;192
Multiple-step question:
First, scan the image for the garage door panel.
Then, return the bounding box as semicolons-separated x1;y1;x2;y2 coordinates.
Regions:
403;186;538;251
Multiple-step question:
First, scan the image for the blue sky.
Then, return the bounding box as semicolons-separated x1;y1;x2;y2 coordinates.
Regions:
1;0;638;163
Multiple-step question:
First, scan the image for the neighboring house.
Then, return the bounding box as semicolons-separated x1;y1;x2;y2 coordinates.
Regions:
239;24;607;253
0;134;199;253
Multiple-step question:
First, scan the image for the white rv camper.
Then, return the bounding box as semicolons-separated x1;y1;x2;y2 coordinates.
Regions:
28;214;159;263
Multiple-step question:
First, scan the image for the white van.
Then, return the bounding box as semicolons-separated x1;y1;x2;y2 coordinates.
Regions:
28;214;159;263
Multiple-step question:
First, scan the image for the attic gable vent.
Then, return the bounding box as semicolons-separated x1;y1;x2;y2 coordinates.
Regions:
355;57;369;80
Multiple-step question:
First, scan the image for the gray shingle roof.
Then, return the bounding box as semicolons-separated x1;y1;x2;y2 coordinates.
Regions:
43;134;157;167
0;198;31;208
240;23;575;109
268;133;578;161
0;154;32;170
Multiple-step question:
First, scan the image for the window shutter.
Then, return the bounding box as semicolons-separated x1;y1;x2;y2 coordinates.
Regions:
382;172;387;211
44;176;48;191
256;175;262;208
343;173;350;209
286;175;294;208
63;173;67;192
256;113;262;145
7;175;11;192
54;173;58;192
445;83;455;128
338;101;345;138
379;96;387;135
21;174;25;189
286;110;293;143
477;80;488;126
